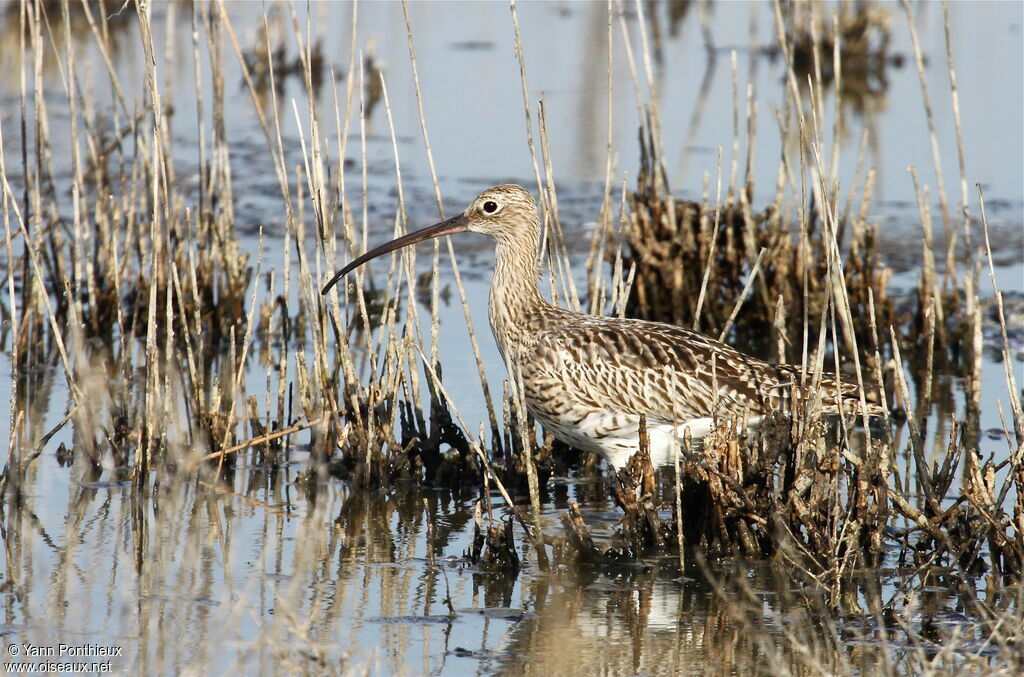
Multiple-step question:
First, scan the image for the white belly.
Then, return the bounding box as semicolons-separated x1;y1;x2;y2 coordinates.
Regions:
532;405;761;470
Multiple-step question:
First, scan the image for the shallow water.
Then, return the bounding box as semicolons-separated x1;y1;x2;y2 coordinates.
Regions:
6;455;1015;675
1;2;1022;675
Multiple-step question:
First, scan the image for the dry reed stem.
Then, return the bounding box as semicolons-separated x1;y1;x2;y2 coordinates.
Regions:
201;418;323;464
940;0;971;252
901;0;952;239
977;187;1024;444
508;0;549;245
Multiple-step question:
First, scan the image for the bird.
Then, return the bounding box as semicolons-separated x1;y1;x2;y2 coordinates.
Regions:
322;185;885;470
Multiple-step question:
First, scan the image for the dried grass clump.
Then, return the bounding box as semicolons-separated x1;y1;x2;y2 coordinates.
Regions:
622;125;896;359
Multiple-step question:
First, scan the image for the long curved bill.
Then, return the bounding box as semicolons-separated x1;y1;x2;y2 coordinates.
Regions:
321;213;469;296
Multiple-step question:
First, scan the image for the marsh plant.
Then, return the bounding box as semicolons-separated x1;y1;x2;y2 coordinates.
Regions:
0;1;1020;675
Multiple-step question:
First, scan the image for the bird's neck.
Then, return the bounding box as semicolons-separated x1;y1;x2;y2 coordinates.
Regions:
488;231;547;363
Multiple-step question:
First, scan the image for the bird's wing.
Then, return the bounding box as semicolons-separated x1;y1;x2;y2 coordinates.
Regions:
518;315;793;424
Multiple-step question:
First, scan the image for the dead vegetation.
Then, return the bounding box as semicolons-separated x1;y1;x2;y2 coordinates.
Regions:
0;0;1020;674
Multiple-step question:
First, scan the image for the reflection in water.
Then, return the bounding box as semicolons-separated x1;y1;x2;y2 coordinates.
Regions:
241;7;329;100
0;1;136;78
778;1;898;119
3;464;1014;674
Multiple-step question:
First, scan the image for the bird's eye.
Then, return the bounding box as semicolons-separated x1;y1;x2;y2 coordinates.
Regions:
482;200;499;214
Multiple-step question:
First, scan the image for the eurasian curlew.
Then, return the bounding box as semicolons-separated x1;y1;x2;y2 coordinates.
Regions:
323;185;884;469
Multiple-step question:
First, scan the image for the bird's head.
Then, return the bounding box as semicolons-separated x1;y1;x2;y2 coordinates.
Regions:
459;184;537;239
321;184;537;295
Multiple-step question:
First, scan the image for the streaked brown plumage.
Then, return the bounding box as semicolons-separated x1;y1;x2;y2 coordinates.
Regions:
323;185;884;469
